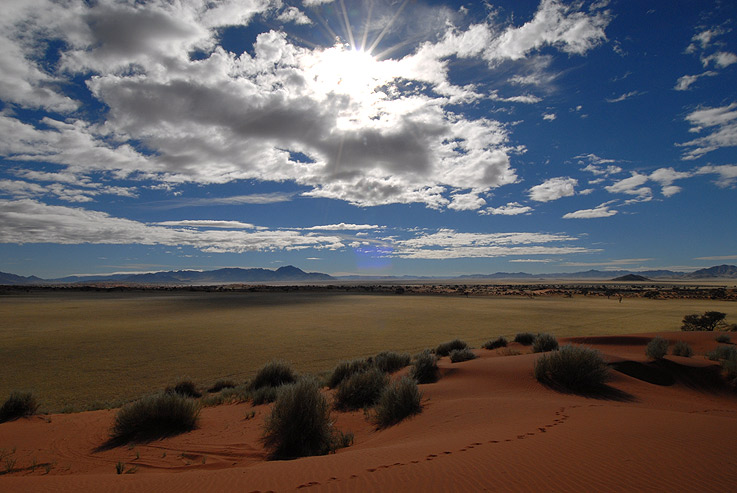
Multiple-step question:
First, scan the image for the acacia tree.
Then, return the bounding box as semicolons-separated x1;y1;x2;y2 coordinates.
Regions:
681;311;727;331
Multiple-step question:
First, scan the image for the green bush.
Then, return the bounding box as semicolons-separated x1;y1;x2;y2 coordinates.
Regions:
706;345;737;361
482;336;507;350
327;359;372;389
410;351;439;384
207;379;237;394
251;385;282;405
534;345;610;393
250;360;297;390
111;392;200;442
262;378;337;459
646;337;669;359
715;333;731;343
0;391;38;423
514;332;536;345
374;351;411;373
373;377;422;428
671;341;693;357
334;368;388;410
167;379;201;398
449;348;477;363
533;333;559;353
435;339;468;357
681;311;727;331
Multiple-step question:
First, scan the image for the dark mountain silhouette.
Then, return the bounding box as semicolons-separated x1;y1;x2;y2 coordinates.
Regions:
611;274;650;282
685;264;737;279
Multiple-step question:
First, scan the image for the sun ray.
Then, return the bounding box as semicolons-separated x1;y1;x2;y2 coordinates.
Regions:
339;0;356;49
359;0;375;52
367;0;411;54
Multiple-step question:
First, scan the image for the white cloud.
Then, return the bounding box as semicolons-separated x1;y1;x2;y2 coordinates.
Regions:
481;202;533;215
649;167;691;196
563;203;617;219
155;220;258;229
302;223;381;231
542;113;556;121
448;191;487;211
528;177;577;202
277;7;311;25
605;172;651;199
696;164;737;187
674;71;717;91
605;90;643;103
679;103;737;160
702;52;737;68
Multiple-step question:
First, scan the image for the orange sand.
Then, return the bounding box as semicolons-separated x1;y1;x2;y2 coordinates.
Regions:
1;331;736;492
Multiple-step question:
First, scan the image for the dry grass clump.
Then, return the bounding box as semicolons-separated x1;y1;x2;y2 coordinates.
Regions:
110;392;200;443
374;351;411;373
514;332;536;345
449;348;477;363
327;359;372;388
262;378;348;459
251;386;283;406
250;360;297;391
334;368;388;410
435;339;468;357
706;345;737;362
410;351;439;384
671;341;693;357
167;379;201;398
207;379;237;394
482;336;507;350
0;391;38;423
532;333;559;353
715;333;731;343
373;377;422;428
646;337;669;359
534;345;610;393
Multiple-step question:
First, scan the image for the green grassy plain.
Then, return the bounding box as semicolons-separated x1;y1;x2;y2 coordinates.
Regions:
1;290;736;412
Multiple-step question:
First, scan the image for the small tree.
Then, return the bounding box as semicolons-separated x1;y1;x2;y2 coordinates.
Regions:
681;311;727;331
646;337;669;359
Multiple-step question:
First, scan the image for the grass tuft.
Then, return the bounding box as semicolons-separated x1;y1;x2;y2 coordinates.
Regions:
207;379;237;394
671;341;693;357
514;332;536;345
327;359;372;389
435;339;468;357
262;378;342;460
449;348;477;363
645;337;669;359
534;345;610;393
706;345;737;362
410;351;439;384
251;386;282;406
250;360;297;390
334;368;388;410
373;377;422;428
0;391;38;423
110;392;200;443
715;333;731;344
532;333;559;353
482;336;507;350
374;351;411;373
167;379;201;399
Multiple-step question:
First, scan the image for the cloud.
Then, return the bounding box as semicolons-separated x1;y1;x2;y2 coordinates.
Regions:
155;220;259;229
605;172;651;200
0;199;344;253
694;255;737;261
702;52;737;68
563;203;617;219
481;202;533;215
674;71;717;91
301;223;381;231
542;113;556;121
277;7;311;25
695;164;737;187
605;90;643;103
561;258;653;267
679;103;737;160
150;193;295;209
528;177;577;202
649;167;691;196
448;191;487;211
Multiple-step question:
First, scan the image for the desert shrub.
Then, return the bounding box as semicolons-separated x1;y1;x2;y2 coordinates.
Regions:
671;341;693;357
533;333;559;353
681;311;727;331
374;351;411;373
252;385;282;406
715;333;731;343
449;348;477;363
327;359;372;389
250;360;297;390
0;391;38;423
410;351;439;384
262;378;336;459
435;339;468;357
167;379;201;398
373;377;422;428
335;367;388;410
482;336;507;350
646;337;669;359
200;384;250;407
534;345;610;392
514;332;536;345
111;392;200;442
706;345;737;362
207;379;237;394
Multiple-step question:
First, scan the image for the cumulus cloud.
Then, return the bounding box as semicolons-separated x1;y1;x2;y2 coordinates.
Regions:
448;191;487;211
528;177;577;202
649;167;691;196
542;113;556;121
480;202;533;215
702;52;737;68
696;164;737;187
679;103;737;160
563;203;617;219
605;172;651;200
277;6;311;25
674;71;717;91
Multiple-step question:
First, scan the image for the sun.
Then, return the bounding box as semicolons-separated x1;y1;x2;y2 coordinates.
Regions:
307;43;392;99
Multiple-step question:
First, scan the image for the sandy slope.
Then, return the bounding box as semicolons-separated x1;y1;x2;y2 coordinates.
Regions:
1;331;736;492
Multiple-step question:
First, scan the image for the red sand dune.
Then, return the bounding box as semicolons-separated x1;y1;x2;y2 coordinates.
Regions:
2;331;737;492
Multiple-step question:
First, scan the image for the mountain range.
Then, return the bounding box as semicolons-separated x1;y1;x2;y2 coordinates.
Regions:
1;264;736;286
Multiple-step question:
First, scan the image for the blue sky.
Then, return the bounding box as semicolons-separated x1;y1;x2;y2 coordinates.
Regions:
1;0;735;278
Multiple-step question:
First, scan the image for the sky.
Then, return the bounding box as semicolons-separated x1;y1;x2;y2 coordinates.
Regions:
1;0;736;278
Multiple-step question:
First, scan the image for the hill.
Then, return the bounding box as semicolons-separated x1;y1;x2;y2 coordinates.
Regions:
611;274;650;282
